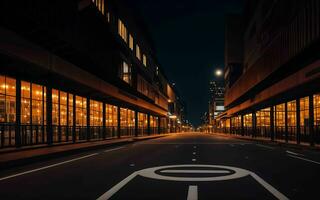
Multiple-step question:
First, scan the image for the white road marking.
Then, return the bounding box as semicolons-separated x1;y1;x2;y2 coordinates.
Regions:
250;172;289;200
288;155;320;165
230;144;235;147
187;185;198;200
193;152;196;155
193;146;197;149
130;164;135;167
161;170;230;174
104;147;125;153
0;153;99;181
286;151;303;156
97;165;289;200
192;159;196;162
256;144;274;150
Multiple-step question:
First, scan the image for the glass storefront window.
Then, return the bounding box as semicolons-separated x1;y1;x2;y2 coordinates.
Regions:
275;104;285;127
76;96;87;127
21;81;31;124
106;104;118;127
315;94;320;126
243;114;252;128
138;112;148;135
287;100;297;140
90;100;103;127
120;108;135;128
256;108;270;127
68;94;73;126
0;75;16;123
32;83;45;125
300;97;309;137
52;89;59;125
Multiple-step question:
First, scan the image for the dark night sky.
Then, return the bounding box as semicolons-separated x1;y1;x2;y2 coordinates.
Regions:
127;0;243;126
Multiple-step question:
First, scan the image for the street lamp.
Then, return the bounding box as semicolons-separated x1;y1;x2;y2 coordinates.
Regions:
215;69;223;77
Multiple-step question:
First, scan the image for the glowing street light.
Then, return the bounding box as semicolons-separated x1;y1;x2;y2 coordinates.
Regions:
215;69;223;77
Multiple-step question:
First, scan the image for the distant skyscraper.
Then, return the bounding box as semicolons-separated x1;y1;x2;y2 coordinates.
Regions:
209;81;225;124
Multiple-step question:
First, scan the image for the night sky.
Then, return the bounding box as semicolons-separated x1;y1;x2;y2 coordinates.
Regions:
127;0;243;126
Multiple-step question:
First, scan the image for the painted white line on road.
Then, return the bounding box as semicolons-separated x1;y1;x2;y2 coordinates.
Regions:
130;164;135;167
193;146;197;149
250;172;289;200
256;144;274;150
192;159;196;162
0;153;99;181
187;185;198;200
97;171;139;200
104;147;125;153
97;164;289;200
161;170;230;174
193;152;196;155
288;155;320;165
286;151;303;156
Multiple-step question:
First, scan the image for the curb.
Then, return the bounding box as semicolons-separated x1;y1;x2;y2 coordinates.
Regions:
0;135;169;170
210;133;320;151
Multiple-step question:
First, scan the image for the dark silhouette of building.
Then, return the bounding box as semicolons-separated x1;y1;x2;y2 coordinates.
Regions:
0;0;184;148
220;0;320;146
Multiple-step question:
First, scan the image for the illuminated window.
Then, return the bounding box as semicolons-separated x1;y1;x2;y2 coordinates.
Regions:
138;112;148;135
92;0;105;15
143;54;147;67
90;100;103;127
120;108;135;128
118;19;128;43
52;89;59;126
106;104;118;127
129;34;134;51
300;97;309;136
136;44;141;60
21;81;31;124
119;61;131;85
231;116;241;128
76;96;87;127
32;84;45;125
0;75;16;123
314;94;320;127
287;100;297;139
256;108;270;127
68;94;74;126
243;113;252;128
275;104;285;128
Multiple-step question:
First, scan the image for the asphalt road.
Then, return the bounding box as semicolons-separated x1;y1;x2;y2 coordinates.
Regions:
0;133;320;200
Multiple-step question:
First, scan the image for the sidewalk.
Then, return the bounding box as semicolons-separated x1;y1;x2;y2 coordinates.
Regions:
0;134;170;169
211;132;320;151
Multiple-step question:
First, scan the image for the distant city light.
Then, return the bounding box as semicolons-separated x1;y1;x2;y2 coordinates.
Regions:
215;69;223;77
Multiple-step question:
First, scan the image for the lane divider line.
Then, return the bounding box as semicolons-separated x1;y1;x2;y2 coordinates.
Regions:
187;185;198;200
286;150;303;157
104;147;125;153
256;144;274;150
288;155;320;165
0;153;99;181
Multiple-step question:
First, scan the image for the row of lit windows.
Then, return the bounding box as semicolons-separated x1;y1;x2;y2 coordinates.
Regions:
92;0;110;22
0;75;161;129
117;18;148;68
230;95;320;131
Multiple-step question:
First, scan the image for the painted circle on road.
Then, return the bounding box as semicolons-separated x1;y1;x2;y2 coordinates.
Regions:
137;165;250;182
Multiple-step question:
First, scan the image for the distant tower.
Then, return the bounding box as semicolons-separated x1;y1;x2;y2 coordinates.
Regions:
209;81;225;124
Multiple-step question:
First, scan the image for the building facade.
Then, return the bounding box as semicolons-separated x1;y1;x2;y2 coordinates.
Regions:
0;0;183;148
220;0;320;145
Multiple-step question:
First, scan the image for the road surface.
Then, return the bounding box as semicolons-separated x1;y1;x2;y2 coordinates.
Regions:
0;133;319;199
